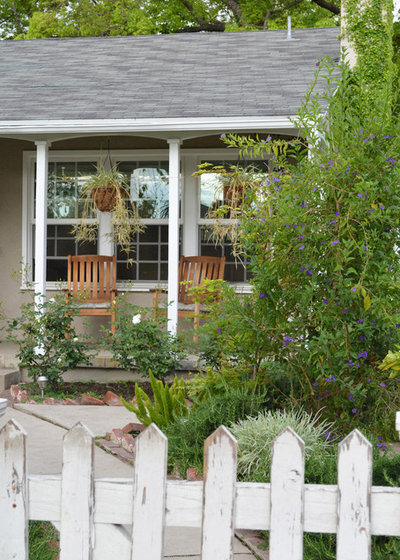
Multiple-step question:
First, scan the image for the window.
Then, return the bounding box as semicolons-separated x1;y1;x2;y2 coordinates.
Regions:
24;149;268;289
31;160;97;282
115;160;182;282
198;159;270;283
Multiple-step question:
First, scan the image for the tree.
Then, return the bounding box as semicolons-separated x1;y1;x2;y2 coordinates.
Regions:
1;0;340;40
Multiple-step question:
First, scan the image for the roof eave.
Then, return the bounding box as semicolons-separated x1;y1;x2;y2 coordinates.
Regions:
0;116;297;136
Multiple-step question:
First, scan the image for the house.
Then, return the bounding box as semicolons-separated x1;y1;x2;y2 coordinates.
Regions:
0;27;340;334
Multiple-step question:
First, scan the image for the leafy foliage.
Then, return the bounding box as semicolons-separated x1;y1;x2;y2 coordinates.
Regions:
231;408;335;480
2;0;340;40
198;59;400;439
102;295;185;379
122;370;189;428
165;385;266;477
72;163;144;258
6;294;90;389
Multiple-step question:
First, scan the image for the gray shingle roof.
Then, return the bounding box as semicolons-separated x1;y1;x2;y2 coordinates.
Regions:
0;28;339;121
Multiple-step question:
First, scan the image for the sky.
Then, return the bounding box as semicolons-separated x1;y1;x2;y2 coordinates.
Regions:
395;0;400;22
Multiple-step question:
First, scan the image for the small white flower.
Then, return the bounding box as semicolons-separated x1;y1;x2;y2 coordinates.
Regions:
34;346;45;356
132;313;141;325
73;337;78;342
57;357;62;363
49;297;55;303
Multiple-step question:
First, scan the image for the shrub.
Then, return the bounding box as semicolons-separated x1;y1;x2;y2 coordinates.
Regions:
121;371;189;428
165;386;266;477
102;294;185;379
230;408;335;481
6;294;90;389
198;60;400;439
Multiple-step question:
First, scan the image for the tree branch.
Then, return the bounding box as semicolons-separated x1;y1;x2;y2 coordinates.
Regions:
12;1;24;35
180;0;226;32
222;0;243;24
263;0;304;30
311;0;340;15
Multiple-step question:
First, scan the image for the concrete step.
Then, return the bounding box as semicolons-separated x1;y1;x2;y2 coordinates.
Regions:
0;368;21;391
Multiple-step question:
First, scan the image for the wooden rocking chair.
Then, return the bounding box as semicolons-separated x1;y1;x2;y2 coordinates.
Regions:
66;255;117;334
152;256;226;340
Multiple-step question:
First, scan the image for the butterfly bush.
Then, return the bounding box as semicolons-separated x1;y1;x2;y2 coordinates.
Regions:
206;60;400;437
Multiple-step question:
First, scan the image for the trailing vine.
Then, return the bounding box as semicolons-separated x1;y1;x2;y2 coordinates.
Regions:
341;0;395;115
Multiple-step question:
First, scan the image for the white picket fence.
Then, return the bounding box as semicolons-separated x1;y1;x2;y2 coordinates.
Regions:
1;420;400;560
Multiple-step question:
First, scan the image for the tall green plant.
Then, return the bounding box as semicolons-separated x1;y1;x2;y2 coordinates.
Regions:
204;60;400;437
122;371;189;428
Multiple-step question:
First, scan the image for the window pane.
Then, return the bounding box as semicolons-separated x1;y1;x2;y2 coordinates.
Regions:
200;160;269;219
77;240;97;255
56;239;75;256
46;260;68;282
139;245;159;261
138;263;158;280
199;226;249;283
118;161;170;219
140;226;159;243
117;262;136;280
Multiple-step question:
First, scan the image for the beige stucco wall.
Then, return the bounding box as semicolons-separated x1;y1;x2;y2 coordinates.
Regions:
0;138;34;336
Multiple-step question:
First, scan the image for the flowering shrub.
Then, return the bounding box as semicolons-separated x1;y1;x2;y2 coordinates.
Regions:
202;60;400;438
102;294;185;379
6;294;90;389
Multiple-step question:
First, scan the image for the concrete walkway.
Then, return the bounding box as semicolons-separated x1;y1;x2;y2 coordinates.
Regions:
0;403;258;559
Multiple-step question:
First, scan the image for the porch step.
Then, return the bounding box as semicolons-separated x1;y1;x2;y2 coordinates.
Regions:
0;368;21;391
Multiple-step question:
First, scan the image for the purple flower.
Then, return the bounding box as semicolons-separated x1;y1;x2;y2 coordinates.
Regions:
217;328;221;333
380;382;386;387
367;379;371;383
312;186;318;191
306;270;313;276
357;193;363;198
331;240;339;246
358;351;368;359
352;408;357;414
348;395;355;402
379;204;385;210
396;324;400;328
326;377;331;382
351;287;357;292
348;361;354;367
299;245;305;250
323;298;328;304
259;292;267;298
360;335;365;341
316;61;320;67
266;136;272;141
357;318;365;323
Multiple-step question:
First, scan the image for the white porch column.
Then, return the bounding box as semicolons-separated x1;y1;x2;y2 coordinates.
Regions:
34;140;50;310
167;139;181;336
98;213;114;256
182;155;198;256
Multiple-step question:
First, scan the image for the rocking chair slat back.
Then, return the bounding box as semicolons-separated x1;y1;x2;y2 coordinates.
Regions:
67;255;116;304
178;256;225;305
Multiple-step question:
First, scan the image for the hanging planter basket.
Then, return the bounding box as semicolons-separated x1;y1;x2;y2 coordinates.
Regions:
92;185;120;212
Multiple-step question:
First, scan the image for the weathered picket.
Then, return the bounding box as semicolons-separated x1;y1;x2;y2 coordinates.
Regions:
1;418;400;560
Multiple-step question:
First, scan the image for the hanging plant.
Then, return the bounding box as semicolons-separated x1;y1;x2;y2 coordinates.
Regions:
194;163;264;258
72;163;144;258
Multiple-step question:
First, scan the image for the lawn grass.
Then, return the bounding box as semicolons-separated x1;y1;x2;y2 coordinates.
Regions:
29;521;59;560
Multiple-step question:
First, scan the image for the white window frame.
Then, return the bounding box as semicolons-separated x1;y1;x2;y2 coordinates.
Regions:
22;148;260;292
